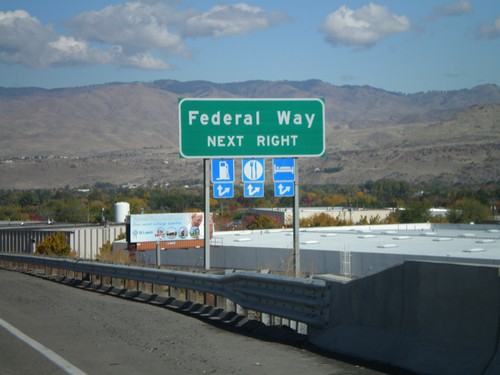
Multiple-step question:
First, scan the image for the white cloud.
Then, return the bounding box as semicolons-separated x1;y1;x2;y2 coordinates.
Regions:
476;16;500;40
429;0;472;20
0;10;116;68
182;3;289;38
47;36;112;66
0;10;56;67
67;2;187;57
319;4;410;49
0;2;287;70
110;45;170;70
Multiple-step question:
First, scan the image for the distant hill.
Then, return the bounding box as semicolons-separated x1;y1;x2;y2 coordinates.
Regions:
0;80;499;189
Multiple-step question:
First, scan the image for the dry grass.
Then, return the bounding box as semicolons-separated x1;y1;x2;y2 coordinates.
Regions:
98;247;135;264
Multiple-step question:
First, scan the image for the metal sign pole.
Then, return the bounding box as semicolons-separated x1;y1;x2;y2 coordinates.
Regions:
155;240;161;268
204;158;211;271
293;158;300;277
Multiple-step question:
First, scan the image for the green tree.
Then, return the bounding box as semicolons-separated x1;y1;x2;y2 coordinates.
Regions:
18;191;40;208
0;205;29;221
368;179;411;207
398;200;432;223
447;198;490;224
45;197;87;222
148;187;202;212
36;232;71;256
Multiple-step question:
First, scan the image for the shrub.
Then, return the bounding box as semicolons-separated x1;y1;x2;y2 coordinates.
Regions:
36;232;71;256
98;240;133;264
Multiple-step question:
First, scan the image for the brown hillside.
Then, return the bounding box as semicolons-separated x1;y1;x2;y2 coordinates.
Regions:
0;80;499;189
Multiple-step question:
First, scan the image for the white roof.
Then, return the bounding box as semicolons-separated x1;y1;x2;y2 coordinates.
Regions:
214;223;500;261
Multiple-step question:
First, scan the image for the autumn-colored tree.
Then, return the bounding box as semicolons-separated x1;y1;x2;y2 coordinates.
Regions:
357;214;386;225
300;213;352;227
322;194;347;207
301;192;322;207
36;232;71;256
245;214;281;230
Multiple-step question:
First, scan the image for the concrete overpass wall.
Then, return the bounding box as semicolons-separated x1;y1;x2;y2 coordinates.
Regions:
309;261;500;375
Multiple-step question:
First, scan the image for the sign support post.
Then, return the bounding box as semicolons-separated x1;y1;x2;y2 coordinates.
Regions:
156;240;161;268
204;158;211;270
293;158;300;277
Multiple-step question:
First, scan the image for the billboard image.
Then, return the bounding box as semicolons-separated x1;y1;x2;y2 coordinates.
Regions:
130;213;210;249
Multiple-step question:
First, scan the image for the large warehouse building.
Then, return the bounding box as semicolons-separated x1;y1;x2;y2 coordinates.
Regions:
1;215;499;279
137;222;500;278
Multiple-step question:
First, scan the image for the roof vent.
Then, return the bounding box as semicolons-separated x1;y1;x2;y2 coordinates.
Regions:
463;248;485;253
234;238;252;242
377;244;398;248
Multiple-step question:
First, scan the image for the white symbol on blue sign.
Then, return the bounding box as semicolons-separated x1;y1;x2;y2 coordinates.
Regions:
244;183;264;198
212;159;234;183
273;158;295;181
274;182;294;197
213;183;234;198
242;159;265;182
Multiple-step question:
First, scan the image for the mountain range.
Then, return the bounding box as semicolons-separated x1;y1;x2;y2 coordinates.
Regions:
0;80;499;189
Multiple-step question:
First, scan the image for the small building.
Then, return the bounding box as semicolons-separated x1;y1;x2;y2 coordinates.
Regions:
0;222;126;259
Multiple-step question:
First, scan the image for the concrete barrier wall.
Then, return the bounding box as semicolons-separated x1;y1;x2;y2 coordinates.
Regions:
309;261;500;375
485;323;500;375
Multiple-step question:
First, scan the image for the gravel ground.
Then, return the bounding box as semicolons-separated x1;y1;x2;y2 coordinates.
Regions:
0;269;389;375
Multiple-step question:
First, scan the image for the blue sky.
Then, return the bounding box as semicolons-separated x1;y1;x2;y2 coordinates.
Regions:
0;0;499;93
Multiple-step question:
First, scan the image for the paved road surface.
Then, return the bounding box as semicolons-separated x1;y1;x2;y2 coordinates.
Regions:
0;269;389;375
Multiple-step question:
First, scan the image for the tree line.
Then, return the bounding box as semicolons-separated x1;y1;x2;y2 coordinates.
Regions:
0;179;497;229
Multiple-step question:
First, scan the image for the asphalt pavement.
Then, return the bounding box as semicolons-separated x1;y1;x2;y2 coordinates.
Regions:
0;268;389;375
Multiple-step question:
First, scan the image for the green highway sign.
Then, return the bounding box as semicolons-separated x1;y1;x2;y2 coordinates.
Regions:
178;98;325;158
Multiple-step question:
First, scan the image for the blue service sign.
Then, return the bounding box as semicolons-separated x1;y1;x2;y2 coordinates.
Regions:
274;181;294;197
244;182;264;198
273;158;295;181
212;159;234;183
213;183;234;198
242;159;265;182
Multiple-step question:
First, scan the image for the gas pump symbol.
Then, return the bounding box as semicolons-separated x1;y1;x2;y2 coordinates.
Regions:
217;161;230;180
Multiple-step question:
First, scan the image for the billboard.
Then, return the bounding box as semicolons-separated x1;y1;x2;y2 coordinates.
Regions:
130;213;210;249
